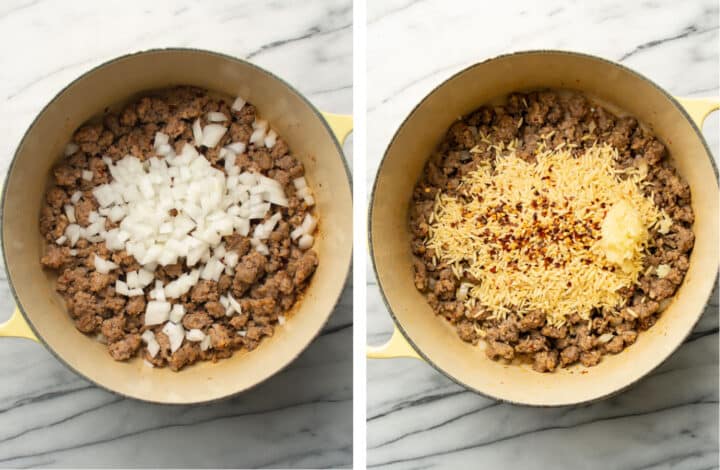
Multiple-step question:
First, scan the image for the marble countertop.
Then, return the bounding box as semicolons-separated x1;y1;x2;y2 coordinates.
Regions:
367;0;719;469
0;0;352;468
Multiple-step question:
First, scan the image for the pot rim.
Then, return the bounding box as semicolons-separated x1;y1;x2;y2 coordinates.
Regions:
1;47;353;405
368;49;718;407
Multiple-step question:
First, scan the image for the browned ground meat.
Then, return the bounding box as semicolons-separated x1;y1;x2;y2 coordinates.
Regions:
411;90;694;372
39;87;319;370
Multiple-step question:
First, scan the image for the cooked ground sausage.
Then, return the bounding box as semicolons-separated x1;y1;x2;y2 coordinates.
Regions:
410;90;694;372
39;87;319;370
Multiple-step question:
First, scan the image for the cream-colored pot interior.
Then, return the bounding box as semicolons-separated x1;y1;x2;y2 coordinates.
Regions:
370;51;718;406
2;49;352;404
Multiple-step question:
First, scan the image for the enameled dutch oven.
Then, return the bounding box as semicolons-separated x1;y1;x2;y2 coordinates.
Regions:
0;48;353;404
368;50;718;406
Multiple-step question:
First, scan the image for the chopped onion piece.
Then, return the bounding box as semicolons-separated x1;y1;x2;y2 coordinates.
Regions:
293;177;307;190
231;96;246;112
301;214;317;234
264;130;277;148
200;334;212;351
201;124;227;148
250;238;269;255
207;111;228;122
64;143;79;156
55;235;67;245
225;142;246;154
115;280;130;296
70;191;82;204
186;329;205;342
162;321;185;353
223;251;239;268
126;271;140;289
141;330;160;358
249;128;266;146
154;132;169;148
169;304;186;324
63;205;76;224
228;294;242;315
94;255;119;274
278;315;286;325
298;234;314;250
145;301;171;326
82;170;93;181
252;119;268;132
192;119;203;146
290;226;305;241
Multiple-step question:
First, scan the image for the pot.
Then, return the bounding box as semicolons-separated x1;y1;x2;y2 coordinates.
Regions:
0;48;353;404
368;50;718;406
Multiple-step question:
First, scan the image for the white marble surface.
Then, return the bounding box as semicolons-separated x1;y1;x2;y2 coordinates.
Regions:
0;0;352;468
367;1;719;469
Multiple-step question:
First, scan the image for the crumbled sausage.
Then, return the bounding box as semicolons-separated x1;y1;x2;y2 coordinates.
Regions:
38;88;317;369
533;350;559;373
108;334;141;360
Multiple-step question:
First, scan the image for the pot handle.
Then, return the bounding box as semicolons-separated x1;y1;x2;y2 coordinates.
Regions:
321;112;353;144
367;326;421;360
0;307;38;341
676;97;720;127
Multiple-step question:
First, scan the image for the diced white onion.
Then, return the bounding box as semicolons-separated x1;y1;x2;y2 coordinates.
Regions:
207;111;227;122
169;304;186;324
301;214;317;234
228;294;242;315
64;143;79;156
298;234;314;250
200;334;212;351
145;301;171;326
82;170;93;181
225;142;246;154
70;191;82;204
201;124;227;148
231;96;246;112
249;128;266;146
192;119;203;146
264;130;277;148
55;235;67;245
186;329;205;342
293;177;307;190
223;251;239;268
94;255;118;274
162;321;185;353
141;330;160;358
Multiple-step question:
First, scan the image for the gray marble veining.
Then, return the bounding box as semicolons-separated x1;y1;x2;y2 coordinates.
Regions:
0;0;352;468
367;0;718;468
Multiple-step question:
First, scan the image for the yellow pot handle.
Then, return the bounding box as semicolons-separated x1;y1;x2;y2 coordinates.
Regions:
321;112;353;145
676;97;720;127
0;307;38;342
367;326;421;360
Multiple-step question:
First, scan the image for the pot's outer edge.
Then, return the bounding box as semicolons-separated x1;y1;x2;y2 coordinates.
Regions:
1;47;353;405
367;49;719;407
